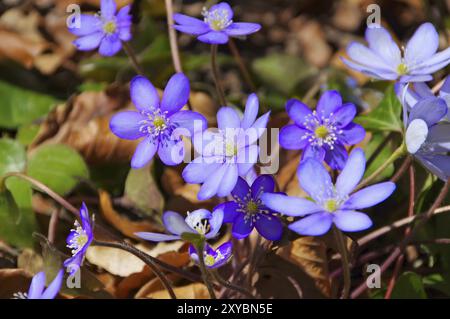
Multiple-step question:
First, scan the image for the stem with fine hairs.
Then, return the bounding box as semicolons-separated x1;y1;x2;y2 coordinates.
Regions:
211;44;226;106
122;41;145;75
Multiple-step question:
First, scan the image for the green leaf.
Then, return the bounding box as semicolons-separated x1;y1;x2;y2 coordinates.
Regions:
391;272;427;299
0;80;58;129
364;133;395;180
27;144;89;195
0;178;36;248
355;85;403;133
0;138;27;177
124;163;164;216
252;54;317;94
16;124;40;146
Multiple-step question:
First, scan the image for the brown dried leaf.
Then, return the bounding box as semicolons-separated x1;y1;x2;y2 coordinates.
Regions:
144;282;209;299
0;269;31;299
277;237;331;297
98;190;163;239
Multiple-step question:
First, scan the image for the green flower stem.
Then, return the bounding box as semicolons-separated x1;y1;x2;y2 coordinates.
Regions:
356;142;407;191
122;41;145;75
195;240;217;299
211;44;226;106
333;226;351;299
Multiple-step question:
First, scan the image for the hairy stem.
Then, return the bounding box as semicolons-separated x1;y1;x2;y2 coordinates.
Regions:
93;240;177;299
228;38;256;92
165;0;183;73
333;227;351;299
211;44;226;106
122;41;145;75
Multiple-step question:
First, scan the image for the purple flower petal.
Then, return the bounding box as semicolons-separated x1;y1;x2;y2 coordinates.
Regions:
211;241;233;268
236;144;258;176
346;42;395;73
261;193;322;217
173;13;207;27
231;177;250;201
251;175;275;198
409;97;447;126
409;48;450;75
161;73;190;115
40;269;64;299
335;148;365;197
224;22;261;36
131;137;158;169
130;76;160;112
232;213;253;239
157;138;185;166
279;124;310;150
27;272;46;299
333;210;373;232
170;110;207;136
197;31;229;44
217;106;240;129
135;232;181;242
182;156;222;184
73;32;103;51
198;163;228;200
316;90;342;117
341;56;398;80
217;201;240;223
99;35;122;56
297;158;333;202
405;22;439;65
68;14;101;36
206;207;224;239
288;212;333;236
241;93;259;129
101;0;116;19
255;214;283;241
343;182;396;210
217;163;238;197
79;202;91;232
399;74;433;83
162;211;193;235
209;2;234;21
302;144;325;161
324;142;348;170
238;111;270;148
333;103;356;127
365;26;401;66
109;111;146;140
286;98;312;127
416;154;450;181
341;123;366;145
173;24;210;35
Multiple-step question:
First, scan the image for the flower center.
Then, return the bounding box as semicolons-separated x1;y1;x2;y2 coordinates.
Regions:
246;200;259;214
139;109;178;144
202;7;233;31
103;21;117;34
314;125;329;139
302;111;342;150
324;199;338;212
225;141;238;157
67;220;89;256
397;63;408;75
204;254;216;267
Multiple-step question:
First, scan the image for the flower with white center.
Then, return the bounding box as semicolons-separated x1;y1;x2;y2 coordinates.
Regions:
64;203;93;275
189;241;233;269
279;90;365;170
262;148;396;236
135;208;223;242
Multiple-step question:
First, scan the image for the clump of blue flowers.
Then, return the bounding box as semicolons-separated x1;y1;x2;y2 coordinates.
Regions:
110;73;207;168
173;2;261;44
68;0;132;56
280;90;365;170
262;149;396;236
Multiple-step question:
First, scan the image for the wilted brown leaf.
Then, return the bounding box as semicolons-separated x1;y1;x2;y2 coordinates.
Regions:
98;190;164;239
277;237;331;297
0;269;31;299
17;249;43;275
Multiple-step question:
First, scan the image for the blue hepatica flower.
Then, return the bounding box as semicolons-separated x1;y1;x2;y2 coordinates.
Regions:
68;0;132;56
173;2;261;44
136;208;223;242
279;90;365;170
396;76;450;121
110;73;207;168
64;203;93;275
189;241;233;269
262;148;396;236
14;269;64;299
218;175;283;241
182;94;270;200
342;23;450;82
404;97;450;181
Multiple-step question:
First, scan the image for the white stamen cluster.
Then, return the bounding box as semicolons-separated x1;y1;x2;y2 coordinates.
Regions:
186;211;210;235
67;220;88;256
12;292;28;299
312;182;348;213
139;109;178;145
202;6;233;31
301;111;343;150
